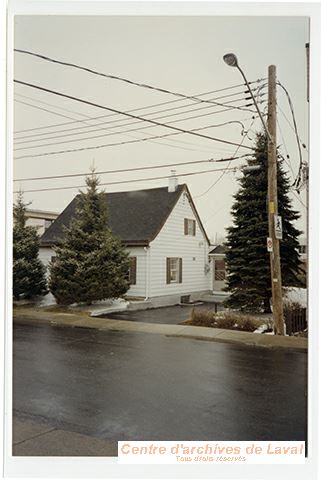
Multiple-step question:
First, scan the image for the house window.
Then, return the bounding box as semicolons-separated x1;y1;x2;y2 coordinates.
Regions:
128;257;137;285
215;259;226;281
184;218;196;236
166;257;182;284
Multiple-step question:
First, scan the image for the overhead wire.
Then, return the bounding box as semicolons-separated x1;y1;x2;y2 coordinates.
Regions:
14;86;261;141
13;79;256;158
14;81;261;135
14;164;241;194
14;102;256;151
14;115;258;160
194;116;257;200
14;153;251;183
14;48;263;113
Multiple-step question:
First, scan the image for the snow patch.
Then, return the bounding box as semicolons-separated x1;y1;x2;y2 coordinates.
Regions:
284;287;307;308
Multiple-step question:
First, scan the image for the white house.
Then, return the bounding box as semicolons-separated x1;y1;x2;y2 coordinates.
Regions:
39;181;213;307
15;209;59;236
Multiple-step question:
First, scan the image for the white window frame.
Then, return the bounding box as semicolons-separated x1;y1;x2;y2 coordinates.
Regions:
169;258;180;283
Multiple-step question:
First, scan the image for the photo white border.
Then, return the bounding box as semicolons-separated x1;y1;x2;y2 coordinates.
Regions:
3;1;321;479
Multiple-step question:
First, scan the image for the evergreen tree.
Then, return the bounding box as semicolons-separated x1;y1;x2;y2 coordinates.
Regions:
13;193;47;300
49;172;130;305
224;132;303;313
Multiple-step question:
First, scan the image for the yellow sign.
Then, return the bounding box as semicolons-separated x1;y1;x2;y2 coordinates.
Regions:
269;202;275;214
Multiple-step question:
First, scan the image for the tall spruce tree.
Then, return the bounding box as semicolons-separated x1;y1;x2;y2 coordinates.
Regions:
49;172;130;305
224;132;303;313
13;193;47;300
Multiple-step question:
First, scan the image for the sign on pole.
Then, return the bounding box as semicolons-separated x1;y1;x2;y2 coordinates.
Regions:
274;215;283;240
267;237;273;252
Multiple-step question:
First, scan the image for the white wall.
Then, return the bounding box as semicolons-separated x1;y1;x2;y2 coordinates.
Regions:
26;217;46;236
148;189;210;298
39;246;55;270
39;245;147;297
126;246;147;298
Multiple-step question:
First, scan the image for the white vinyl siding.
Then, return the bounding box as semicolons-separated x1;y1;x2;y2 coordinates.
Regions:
148;189;210;297
39;247;55;269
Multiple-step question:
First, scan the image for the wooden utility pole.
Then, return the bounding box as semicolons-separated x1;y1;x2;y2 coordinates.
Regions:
267;65;285;335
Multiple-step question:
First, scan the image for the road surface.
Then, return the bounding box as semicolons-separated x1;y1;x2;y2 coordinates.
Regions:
13;322;307;445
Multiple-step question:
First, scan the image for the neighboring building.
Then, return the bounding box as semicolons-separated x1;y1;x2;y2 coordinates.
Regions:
24;209;59;236
39;182;212;307
209;244;227;293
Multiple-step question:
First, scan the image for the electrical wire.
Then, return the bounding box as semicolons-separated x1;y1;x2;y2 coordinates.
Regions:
14;153;251;183
14;102;256;151
14;164;240;194
14;95;259;147
194;117;257;200
14;115;258;160
14;48;263;113
277;81;307;191
14;81;261;135
14;80;256;153
14;86;259;141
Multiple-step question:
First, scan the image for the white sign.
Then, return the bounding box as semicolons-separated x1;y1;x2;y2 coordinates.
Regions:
274;215;283;240
267;237;273;252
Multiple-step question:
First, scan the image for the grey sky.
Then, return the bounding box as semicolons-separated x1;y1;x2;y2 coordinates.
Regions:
13;15;309;241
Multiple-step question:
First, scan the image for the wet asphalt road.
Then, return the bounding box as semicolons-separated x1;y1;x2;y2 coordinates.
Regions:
13;323;307;443
105;302;224;324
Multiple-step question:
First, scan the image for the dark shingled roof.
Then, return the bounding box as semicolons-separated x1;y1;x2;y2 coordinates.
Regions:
209;245;227;255
41;184;187;247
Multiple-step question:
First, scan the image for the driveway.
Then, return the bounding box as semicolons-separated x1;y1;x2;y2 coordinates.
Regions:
104;301;224;325
13;322;307;455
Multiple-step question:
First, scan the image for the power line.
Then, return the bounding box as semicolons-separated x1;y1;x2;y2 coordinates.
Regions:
14;82;257;135
14;101;255;151
14;115;258;160
14;93;259;147
15;48;263;113
15;92;97;121
13;79;256;155
15;95;244;155
14;86;258;141
14;99;80;122
14;153;251;183
14;164;239;194
195;117;257;200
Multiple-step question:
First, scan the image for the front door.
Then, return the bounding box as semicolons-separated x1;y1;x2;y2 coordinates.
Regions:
213;258;226;292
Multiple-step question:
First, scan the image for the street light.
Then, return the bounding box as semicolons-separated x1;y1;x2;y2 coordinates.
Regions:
223;53;272;142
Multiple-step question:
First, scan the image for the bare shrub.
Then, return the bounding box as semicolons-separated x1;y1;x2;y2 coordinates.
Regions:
190;309;262;332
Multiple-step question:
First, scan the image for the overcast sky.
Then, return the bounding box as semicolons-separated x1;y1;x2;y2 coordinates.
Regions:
13;15;309;242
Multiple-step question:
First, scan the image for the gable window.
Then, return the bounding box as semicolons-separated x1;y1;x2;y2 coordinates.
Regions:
166;257;182;284
128;257;137;285
184;218;196;236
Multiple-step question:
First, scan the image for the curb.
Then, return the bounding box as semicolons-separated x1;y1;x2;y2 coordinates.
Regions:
13;308;308;352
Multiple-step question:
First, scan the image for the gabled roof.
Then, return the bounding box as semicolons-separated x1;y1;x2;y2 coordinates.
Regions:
209;244;227;255
41;184;208;247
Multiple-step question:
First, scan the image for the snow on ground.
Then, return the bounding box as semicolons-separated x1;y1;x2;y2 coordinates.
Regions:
284;287;307;308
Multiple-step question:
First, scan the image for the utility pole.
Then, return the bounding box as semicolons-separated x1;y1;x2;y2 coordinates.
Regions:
267;65;285;335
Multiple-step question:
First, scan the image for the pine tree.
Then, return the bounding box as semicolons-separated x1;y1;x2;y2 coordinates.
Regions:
49;172;130;305
224;132;303;313
13;193;48;300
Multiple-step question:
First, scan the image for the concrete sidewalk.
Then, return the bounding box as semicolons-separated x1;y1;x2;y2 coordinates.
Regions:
12;417;117;456
13;306;308;352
